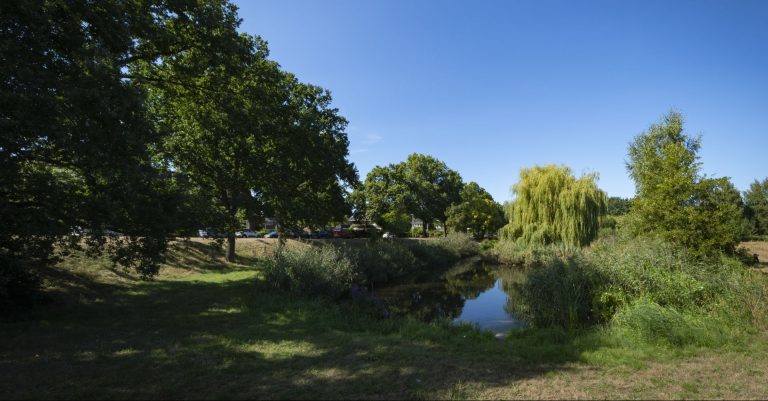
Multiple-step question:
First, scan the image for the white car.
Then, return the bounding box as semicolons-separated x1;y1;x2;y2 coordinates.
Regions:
236;230;261;238
382;232;396;239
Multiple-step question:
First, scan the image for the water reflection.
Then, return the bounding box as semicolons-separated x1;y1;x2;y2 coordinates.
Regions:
373;258;529;334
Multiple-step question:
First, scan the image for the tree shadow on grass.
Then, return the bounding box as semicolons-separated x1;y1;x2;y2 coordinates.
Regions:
0;276;603;399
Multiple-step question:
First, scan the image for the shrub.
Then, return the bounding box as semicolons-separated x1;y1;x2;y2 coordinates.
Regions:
511;232;768;342
262;246;357;299
433;232;479;258
264;236;480;298
491;239;579;267
403;240;459;269
343;241;419;284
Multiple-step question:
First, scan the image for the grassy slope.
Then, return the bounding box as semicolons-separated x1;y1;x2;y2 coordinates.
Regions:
2;240;768;399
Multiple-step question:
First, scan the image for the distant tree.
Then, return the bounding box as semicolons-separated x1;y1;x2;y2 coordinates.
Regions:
445;182;506;239
745;178;768;236
626;111;744;257
363;154;463;237
500;165;606;247
606;197;632;215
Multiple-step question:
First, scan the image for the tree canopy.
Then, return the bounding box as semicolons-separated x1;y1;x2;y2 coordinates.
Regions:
135;5;356;260
606;197;632;216
363;154;463;236
745;178;768;237
1;0;357;282
0;0;213;276
500;165;606;247
445;182;506;239
626;111;744;257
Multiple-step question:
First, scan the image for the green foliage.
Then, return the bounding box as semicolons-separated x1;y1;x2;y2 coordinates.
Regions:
137;2;357;260
342;241;419;284
432;233;480;258
445;182;506;239
611;299;729;347
264;235;479;297
491;240;579;267
626;111;745;257
606;197;632;215
263;246;357;299
745;178;768;236
0;0;221;282
363;154;463;237
512;231;768;339
500;165;606;247
382;210;412;235
510;257;603;329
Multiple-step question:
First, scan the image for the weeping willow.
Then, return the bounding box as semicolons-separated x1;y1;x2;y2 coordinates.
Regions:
499;165;607;247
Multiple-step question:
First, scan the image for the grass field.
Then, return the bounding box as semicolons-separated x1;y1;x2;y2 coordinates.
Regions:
2;240;768;399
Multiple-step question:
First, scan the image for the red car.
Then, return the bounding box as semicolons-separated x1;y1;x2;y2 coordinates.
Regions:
332;227;353;238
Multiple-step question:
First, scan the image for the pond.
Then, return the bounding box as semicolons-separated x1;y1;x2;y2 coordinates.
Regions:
372;257;530;335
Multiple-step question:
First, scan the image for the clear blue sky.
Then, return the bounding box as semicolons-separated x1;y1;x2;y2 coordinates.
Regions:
233;0;767;203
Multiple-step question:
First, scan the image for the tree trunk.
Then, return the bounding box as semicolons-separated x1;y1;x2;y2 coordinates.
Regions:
226;234;236;263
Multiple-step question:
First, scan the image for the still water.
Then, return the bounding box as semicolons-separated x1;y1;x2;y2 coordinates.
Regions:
372;258;529;334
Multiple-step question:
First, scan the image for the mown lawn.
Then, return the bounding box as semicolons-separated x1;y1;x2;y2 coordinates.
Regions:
2;241;768;399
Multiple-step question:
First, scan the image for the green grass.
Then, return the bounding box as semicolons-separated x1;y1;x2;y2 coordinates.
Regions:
2;241;768;399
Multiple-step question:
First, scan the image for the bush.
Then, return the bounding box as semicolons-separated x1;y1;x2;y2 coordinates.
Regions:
408;227;423;238
512;235;768;338
403;240;459;269
343;241;419;284
262;246;357;299
264;235;480;298
433;232;479;258
491;239;579;267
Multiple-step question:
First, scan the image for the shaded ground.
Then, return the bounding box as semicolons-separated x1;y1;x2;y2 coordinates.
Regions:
2;242;768;399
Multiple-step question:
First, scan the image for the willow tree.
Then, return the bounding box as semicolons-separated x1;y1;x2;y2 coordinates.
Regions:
500;165;606;247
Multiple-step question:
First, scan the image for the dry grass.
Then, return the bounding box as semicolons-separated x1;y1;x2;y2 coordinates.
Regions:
461;347;768;400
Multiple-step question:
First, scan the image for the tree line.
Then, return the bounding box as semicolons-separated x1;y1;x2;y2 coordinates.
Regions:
1;0;507;304
1;0;357;288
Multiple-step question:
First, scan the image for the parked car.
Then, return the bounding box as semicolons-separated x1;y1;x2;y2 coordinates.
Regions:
315;229;332;239
236;230;261;238
332;227;353;239
382;232;396;239
198;228;221;238
264;230;278;238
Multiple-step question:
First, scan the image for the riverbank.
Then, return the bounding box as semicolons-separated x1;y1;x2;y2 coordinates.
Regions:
3;240;768;399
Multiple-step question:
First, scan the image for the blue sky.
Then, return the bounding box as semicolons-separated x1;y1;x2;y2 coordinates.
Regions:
233;0;768;203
